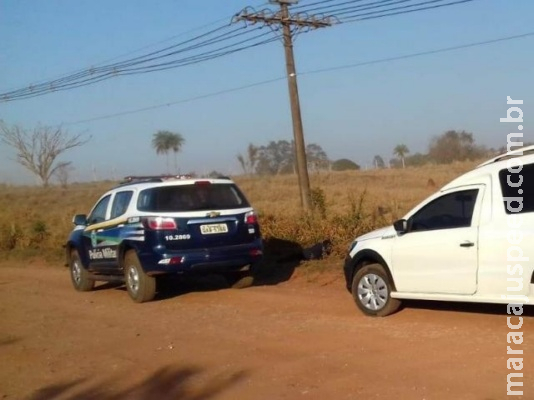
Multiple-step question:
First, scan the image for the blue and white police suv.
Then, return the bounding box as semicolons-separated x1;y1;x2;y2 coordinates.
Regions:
65;175;263;302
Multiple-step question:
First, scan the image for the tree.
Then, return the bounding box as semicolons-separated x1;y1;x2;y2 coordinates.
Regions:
407;152;430;167
237;144;259;175
55;162;75;188
331;158;360;171
152;130;185;173
256;141;330;175
393;144;410;168
373;155;385;169
428;130;486;164
255;140;294;175
0;122;89;187
306;143;330;172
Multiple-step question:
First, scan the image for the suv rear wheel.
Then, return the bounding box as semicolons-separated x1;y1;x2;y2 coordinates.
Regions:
124;250;156;303
352;263;401;317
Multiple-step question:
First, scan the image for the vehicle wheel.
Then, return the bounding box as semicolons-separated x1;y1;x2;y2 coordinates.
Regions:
69;250;95;292
223;270;254;289
124;250;156;303
249;261;269;279
351;263;401;317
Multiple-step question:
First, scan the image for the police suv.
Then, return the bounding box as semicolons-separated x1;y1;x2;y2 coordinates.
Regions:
344;146;534;316
65;175;263;302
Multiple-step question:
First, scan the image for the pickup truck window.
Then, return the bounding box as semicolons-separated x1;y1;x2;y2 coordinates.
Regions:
410;189;478;232
499;162;534;214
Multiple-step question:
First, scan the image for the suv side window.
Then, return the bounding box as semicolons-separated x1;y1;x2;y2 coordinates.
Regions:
110;191;133;219
409;189;479;232
499;162;534;214
88;195;111;224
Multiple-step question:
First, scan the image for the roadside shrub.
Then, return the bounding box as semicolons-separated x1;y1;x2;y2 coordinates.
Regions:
0;222;23;251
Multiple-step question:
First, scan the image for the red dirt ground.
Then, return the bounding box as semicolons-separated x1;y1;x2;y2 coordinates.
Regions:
0;261;532;400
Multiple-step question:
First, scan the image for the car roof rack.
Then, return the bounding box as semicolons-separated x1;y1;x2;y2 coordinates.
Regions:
119;175;194;185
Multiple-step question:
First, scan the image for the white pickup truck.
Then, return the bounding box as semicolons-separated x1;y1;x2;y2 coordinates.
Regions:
343;146;534;316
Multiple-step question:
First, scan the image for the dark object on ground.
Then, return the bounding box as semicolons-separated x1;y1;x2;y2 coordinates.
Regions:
264;238;332;263
302;240;332;260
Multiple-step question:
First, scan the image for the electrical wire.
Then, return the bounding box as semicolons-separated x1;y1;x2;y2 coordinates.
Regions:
0;1;270;93
338;0;475;22
1;3;273;101
62;31;534;126
1;26;275;101
295;0;399;14
0;0;478;102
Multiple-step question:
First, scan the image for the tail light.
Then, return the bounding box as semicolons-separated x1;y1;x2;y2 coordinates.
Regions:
143;217;177;230
158;256;184;265
245;211;258;224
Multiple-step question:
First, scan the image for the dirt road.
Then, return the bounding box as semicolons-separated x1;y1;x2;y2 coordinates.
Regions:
0;262;532;400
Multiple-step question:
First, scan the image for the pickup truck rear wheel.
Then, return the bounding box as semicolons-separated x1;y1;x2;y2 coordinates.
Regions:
124;250;156;303
69;250;95;292
352;263;400;317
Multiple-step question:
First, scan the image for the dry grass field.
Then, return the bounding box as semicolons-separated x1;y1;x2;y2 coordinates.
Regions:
3;160;534;400
0;161;479;262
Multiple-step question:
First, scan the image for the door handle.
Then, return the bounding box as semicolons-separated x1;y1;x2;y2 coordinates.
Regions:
460;241;475;247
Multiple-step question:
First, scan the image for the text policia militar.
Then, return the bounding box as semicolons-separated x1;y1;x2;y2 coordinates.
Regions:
500;96;527;396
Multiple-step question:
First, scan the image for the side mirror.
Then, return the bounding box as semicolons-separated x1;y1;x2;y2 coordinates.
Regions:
393;219;408;234
72;214;88;226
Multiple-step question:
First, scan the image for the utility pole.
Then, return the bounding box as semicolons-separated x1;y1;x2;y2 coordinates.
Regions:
233;0;333;211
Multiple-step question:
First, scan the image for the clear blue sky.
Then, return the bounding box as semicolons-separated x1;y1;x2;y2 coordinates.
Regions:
1;0;533;184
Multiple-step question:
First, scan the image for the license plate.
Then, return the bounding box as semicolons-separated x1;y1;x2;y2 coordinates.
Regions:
200;223;228;235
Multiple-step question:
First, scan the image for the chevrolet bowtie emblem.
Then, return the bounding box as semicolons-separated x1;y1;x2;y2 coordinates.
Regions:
207;211;220;218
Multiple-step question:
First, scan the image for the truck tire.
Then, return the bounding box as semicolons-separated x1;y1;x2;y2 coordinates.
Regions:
69;250;95;292
124;250;156;303
352;263;401;317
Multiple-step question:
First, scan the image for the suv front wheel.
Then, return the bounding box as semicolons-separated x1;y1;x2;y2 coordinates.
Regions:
124;250;156;303
69;250;95;292
352;263;401;317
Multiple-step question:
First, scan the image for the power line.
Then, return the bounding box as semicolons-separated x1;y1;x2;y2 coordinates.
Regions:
292;0;477;23
291;0;339;10
1;4;273;101
296;0;402;14
0;0;477;102
301;31;534;74
0;1;270;93
340;0;476;23
1;26;277;101
63;31;533;126
65;77;287;125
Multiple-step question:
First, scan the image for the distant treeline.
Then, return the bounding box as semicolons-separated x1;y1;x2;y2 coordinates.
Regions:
236;130;527;175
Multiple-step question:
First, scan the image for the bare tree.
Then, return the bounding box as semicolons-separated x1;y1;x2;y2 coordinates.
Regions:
55;162;74;188
0;122;90;186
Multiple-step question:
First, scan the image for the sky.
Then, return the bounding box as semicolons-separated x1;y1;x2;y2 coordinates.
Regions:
1;0;533;184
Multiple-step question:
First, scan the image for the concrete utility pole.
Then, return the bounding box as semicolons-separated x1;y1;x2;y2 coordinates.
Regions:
233;0;333;211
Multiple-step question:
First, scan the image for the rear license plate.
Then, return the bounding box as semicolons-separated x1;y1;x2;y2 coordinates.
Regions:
200;223;228;235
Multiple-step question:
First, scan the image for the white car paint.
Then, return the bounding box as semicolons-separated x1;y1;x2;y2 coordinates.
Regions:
348;146;534;306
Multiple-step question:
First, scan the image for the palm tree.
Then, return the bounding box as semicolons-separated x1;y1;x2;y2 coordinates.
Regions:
168;132;185;173
152;131;171;173
152;131;185;173
393;144;410;169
